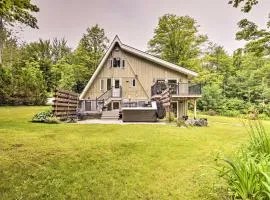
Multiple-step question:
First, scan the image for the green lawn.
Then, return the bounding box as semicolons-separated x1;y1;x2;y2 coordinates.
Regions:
0;106;269;199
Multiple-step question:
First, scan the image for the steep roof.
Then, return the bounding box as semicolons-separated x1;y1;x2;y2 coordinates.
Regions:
80;35;198;99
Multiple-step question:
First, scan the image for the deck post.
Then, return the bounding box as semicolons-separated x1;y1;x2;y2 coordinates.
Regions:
194;99;197;119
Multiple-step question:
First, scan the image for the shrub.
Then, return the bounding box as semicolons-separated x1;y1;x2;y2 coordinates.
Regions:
198;84;224;113
207;109;217;116
222;110;241;117
44;116;60;124
258;113;270;120
32;110;59;123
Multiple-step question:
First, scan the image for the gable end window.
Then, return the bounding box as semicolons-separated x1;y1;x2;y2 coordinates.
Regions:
112;58;125;68
132;79;136;87
100;79;105;91
113;58;121;67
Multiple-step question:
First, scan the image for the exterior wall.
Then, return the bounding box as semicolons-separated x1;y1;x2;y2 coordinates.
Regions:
84;46;188;101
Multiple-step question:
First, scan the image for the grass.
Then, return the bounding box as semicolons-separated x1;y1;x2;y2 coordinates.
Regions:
0;106;270;199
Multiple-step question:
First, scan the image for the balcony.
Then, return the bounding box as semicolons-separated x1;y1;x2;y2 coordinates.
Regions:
151;81;202;98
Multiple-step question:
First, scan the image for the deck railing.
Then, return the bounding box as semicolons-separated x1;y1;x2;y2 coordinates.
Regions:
151;81;201;96
79;99;104;112
79;86;123;112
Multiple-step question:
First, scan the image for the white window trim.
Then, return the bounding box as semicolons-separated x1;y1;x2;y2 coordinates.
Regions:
112;78;122;88
100;79;105;91
166;78;178;83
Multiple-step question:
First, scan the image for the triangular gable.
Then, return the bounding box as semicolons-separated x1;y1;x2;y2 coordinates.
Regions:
80;35;198;99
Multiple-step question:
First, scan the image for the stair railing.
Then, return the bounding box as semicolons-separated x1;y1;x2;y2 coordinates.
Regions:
97;88;113;102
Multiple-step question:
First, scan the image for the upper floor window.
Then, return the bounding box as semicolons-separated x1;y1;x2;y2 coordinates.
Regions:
100;79;105;91
110;58;125;68
132;79;136;87
113;58;121;67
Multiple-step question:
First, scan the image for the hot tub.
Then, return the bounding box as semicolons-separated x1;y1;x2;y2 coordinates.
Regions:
122;102;157;122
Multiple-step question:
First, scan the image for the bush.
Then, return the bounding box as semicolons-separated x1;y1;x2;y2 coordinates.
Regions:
207;109;217;116
44;116;60;124
222;110;241;117
32;110;59;124
258;113;270;120
198;84;224;113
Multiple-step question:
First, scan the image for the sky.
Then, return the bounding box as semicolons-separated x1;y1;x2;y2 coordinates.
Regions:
20;0;270;54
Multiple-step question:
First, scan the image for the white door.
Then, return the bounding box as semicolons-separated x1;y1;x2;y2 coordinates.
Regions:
112;79;121;97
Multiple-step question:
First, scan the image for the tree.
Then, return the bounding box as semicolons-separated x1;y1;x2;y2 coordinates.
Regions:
235;17;270;57
51;38;71;63
79;24;109;70
0;61;47;105
0;0;39;64
228;0;259;12
20;38;71;92
2;34;21;66
57;24;110;93
148;14;207;70
203;43;232;74
198;83;225;113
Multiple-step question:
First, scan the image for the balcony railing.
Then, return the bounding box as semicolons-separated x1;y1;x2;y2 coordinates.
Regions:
151;81;201;96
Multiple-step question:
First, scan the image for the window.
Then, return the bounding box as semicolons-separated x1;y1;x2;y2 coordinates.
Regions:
113;58;121;67
122;60;125;68
100;79;104;91
132;79;136;87
107;78;111;90
110;60;113;68
114;79;120;88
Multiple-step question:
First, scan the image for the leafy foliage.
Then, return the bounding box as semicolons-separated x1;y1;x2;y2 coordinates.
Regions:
236;18;270;56
217;121;270;199
0;61;47;105
32;110;60;124
32;110;52;122
228;0;259;12
0;0;39;28
0;24;109;105
148;14;207;71
0;0;39;64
